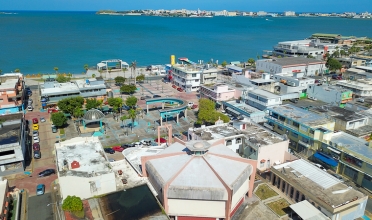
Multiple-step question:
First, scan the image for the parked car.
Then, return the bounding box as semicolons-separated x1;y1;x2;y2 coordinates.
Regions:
308;96;317;101
33;124;39;131
172;133;182;139
32;118;38;124
32;130;39;136
140;96;146;100
153;95;161;98
33;143;40;151
47;108;58;113
191;104;198;109
122;105;130;111
40;117;46;123
38;169;55;177
33;136;40;143
36;184;45;196
177;88;183;92
356;98;364;103
104;148;115;154
112;146;124;152
52;126;57;133
172;85;177;89
188;102;194;107
27;105;33;111
289;99;298;103
34;150;41;159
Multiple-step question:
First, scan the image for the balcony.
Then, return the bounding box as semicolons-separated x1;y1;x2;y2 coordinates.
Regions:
298;140;311;148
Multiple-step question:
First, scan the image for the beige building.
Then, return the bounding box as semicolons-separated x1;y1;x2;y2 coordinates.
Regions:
271;159;367;220
141;140;257;220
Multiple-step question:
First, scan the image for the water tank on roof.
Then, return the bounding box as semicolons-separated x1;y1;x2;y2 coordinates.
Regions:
86;79;90;84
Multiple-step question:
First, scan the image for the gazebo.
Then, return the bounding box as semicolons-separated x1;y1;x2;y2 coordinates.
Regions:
82;109;105;131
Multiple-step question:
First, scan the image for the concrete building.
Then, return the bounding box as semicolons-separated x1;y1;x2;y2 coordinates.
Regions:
310;106;371;137
256;11;267;16
322;132;372;192
336;58;367;69
200;83;237;102
284;11;296;16
0;74;25;114
40;78;107;104
0;178;10;220
222;100;266;123
336;79;372;97
242;89;282;111
226;65;243;75
232;72;276;92
307;84;353;107
55;137;117;200
266;104;335;156
342;67;372;80
256;57;326;76
290;200;330;220
0;114;28;175
171;64;218;92
273;72;315;98
141;140;256;220
271;159;367;220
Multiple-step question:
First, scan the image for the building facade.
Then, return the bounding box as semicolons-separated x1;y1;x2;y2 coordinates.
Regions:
243;89;282;111
200;84;237;102
273;73;315;98
336;79;372;97
0;74;25;114
307;85;353;107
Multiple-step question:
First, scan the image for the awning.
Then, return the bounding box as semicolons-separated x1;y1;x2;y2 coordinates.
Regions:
226;107;240;116
327;147;341;154
290;200;329;220
313;152;338;167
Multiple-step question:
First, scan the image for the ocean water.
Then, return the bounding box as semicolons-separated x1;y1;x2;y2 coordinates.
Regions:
1;11;372;74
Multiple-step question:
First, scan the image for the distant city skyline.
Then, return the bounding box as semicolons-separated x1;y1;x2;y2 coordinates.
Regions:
1;0;371;13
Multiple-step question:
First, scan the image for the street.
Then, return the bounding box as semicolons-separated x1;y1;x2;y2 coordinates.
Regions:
28;193;53;220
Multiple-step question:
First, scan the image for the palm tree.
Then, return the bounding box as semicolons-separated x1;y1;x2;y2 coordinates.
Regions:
131;61;137;85
92;74;96;78
84;64;89;73
54;67;59;74
128;109;137;131
14;69;20;73
0;70;2;75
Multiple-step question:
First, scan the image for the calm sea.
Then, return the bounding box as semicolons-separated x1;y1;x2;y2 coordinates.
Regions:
1;11;372;74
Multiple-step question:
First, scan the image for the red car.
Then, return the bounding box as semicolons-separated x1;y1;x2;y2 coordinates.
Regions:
32;118;38;124
48;108;58;114
177;88;184;92
172;85;177;89
191;104;198;109
33;143;40;151
112;146;124;152
154;138;167;143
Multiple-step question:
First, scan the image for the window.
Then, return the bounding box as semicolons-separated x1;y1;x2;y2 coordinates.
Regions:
236;138;242;144
292;121;299;128
278;125;284;131
279;116;285;122
192;74;196;77
226;140;232;146
310;129;314;134
291;132;298;138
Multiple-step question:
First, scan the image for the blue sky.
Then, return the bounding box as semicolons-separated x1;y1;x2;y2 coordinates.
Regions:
1;0;371;12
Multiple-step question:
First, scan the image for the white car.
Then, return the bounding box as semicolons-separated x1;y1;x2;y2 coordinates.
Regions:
27;105;33;111
33;136;40;143
40;117;46;123
33;133;39;137
308;96;317;101
356;98;364;103
188;102;194;107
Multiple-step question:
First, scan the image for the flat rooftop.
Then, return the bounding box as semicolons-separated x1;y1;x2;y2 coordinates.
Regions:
225;100;264;114
336;80;372;90
40;82;80;96
75;78;106;89
268;104;332;127
249;89;281;99
311;106;366;122
260;57;324;67
0;123;20;146
172;64;218;73
56;137;112;177
0;79;19;91
192;123;284;145
123;145;165;174
355;66;372;71
273;159;365;208
330;132;372;164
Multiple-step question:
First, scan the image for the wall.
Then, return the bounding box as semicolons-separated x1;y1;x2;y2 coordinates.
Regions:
58;172;116;200
168;199;225;218
231;179;248;211
255;140;290;171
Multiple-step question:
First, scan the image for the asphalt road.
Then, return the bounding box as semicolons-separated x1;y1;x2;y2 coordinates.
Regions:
28;193;53;220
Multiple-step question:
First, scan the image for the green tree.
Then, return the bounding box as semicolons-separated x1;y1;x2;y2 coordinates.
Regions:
51;112;67;127
332;50;340;58
114;76;126;85
14;69;20;73
136;74;145;82
127;108;137;124
326;58;342;71
340;50;346;58
92;74;96;78
62;195;83;213
120;115;128;126
221;61;227;67
125;96;138;108
54;67;59;74
198;98;216;124
56;75;70;83
85;98;101;110
73;107;84;119
247;58;255;66
107;97;123;113
120;84;137;94
84;64;89;72
57;97;84;115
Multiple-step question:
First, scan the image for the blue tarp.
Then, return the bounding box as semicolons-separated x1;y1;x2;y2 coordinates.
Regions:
313;152;338;167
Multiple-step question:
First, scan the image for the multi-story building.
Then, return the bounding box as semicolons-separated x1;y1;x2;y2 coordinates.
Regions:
242;89;282;111
232;73;276;92
256;57;326;76
322;131;372;192
200;84;236;102
336;58;367;69
256;11;267;16
310;106;371;138
342;67;372;80
171;64;218;92
40;78;107;105
0;113;28;175
307;84;353;107
284;11;296;16
266;104;335;156
273;72;315;98
270;159;367;220
0;74;25;114
222;100;266;123
336;79;372;97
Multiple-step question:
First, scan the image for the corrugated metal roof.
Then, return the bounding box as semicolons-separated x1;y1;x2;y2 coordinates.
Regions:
290;200;330;220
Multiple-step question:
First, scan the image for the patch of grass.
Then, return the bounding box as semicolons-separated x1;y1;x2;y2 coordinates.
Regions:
73;210;85;218
254;184;278;200
59;128;65;135
105;136;110;138
267;199;291;216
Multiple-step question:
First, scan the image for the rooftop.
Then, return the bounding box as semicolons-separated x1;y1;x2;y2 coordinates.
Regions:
172;64;218;73
268;104;332;127
330;132;372;164
355;66;372;71
0;79;19;91
249;89;281;99
311;105;366;122
259;57;324;67
123;145;165;174
336;80;372;90
41;81;80;96
75;78;106;90
290;200;330;220
225;100;264;114
273;159;365;208
56;137;112;177
313;85;352;93
192;122;284;146
0;123;21;146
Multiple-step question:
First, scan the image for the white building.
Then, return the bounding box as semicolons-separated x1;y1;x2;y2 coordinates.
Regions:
284;11;296;16
243;89;282;111
256;11;267;16
307;84;353;106
273;72;315;97
141;140;256;220
256;57;326;76
171;64;218;92
55;137;117;200
336;79;372;97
